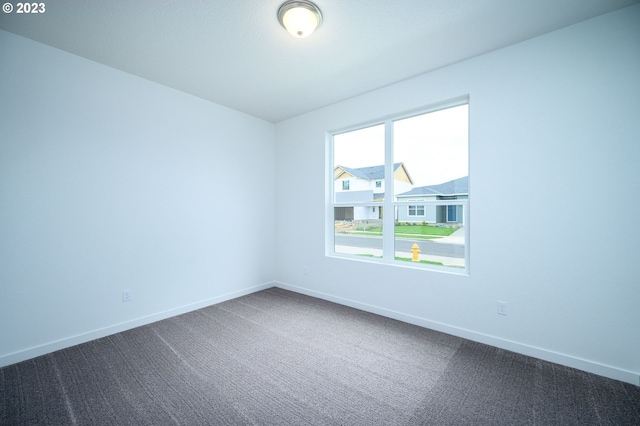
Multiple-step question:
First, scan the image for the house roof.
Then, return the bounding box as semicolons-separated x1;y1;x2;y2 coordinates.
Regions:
337;163;403;180
397;176;468;197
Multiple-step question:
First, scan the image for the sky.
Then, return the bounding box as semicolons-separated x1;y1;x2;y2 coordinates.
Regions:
334;104;468;187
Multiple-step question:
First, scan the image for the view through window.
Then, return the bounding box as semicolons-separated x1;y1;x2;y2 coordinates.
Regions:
330;101;469;272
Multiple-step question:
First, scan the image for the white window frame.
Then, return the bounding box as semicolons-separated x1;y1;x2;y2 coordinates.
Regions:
326;97;469;274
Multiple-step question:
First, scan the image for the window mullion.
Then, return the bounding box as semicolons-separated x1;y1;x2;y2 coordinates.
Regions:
383;119;395;262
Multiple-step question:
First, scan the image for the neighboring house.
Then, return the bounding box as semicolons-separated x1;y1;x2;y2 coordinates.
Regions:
396;176;468;224
334;163;413;221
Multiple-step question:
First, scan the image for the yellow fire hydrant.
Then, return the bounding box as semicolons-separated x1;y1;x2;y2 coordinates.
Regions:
411;243;420;262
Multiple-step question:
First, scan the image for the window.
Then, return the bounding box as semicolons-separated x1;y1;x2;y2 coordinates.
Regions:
408;205;425;216
328;99;469;273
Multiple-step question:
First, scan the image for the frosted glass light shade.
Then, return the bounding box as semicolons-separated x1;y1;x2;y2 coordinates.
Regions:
278;1;323;38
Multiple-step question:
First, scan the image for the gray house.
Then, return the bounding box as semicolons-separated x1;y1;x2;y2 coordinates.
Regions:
396;176;468;224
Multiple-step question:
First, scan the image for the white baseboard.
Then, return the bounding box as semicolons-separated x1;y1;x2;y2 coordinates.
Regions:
275;282;640;387
0;281;275;369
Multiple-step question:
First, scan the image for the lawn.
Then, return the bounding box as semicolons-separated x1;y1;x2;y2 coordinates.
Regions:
351;224;457;238
394;225;457;236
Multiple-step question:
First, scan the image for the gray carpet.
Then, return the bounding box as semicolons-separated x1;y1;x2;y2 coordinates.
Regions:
1;287;639;425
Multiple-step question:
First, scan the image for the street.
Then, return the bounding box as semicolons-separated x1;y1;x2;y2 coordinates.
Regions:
334;234;465;258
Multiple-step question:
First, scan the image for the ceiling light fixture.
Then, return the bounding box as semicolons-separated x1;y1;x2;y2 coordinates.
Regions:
277;0;323;38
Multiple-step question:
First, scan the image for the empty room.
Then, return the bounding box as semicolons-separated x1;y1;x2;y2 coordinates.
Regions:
1;1;639;424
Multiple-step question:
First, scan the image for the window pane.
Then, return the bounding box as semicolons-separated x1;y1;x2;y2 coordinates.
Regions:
334;208;383;258
393;105;468;198
334;124;385;203
393;105;468;269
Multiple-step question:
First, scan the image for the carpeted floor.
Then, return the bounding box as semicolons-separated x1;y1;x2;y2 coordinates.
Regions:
1;287;639;425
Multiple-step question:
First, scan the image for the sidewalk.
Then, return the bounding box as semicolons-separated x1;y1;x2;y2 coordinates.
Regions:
335;245;465;268
430;226;465;245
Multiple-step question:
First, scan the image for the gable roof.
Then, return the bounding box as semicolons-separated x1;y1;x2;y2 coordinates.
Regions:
397;176;468;197
336;163;402;180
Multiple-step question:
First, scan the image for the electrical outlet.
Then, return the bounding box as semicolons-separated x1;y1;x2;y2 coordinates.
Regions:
497;301;507;316
122;290;132;302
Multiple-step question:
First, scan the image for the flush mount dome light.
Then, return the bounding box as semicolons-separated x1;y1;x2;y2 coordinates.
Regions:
277;0;323;38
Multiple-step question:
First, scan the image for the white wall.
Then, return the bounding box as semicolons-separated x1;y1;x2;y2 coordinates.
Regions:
0;30;276;366
275;5;640;385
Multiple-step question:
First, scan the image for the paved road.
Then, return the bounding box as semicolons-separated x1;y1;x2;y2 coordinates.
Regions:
334;235;465;258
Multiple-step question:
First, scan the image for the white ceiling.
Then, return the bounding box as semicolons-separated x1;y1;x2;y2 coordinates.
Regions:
1;0;637;122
